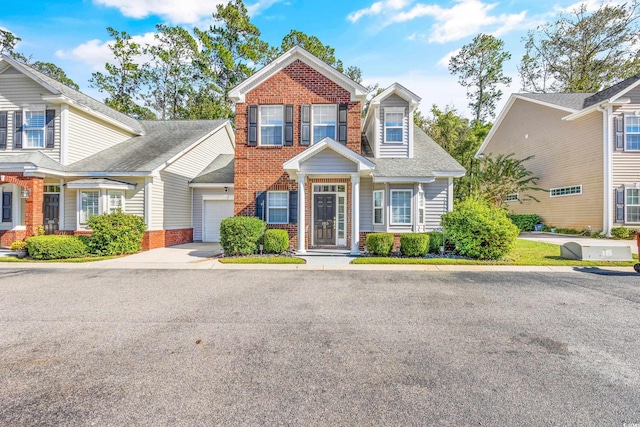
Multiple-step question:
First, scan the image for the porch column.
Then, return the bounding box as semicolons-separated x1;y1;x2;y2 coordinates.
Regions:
297;173;306;254
351;173;361;255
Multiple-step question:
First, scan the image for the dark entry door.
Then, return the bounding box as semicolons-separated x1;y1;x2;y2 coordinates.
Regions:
314;194;336;245
43;194;59;235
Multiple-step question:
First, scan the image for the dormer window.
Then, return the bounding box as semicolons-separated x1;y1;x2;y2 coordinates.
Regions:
384;107;404;143
259;105;284;146
312;104;337;143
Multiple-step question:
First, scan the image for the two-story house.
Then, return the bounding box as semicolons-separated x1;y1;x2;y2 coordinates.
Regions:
476;74;640;236
229;47;465;254
0;54;235;248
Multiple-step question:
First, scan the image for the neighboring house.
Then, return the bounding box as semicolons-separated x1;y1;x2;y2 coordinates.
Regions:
476;74;640;235
229;46;465;254
0;55;235;248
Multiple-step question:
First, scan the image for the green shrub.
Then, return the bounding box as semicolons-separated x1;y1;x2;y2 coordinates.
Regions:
400;233;429;257
427;231;444;254
365;233;394;256
507;214;542;232
9;241;28;251
86;211;146;255
220;216;266;256
263;229;289;254
611;226;631;239
26;235;90;260
442;199;519;260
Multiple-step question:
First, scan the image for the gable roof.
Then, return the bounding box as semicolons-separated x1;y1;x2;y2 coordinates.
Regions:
0;55;144;135
228;46;368;103
363;82;422;132
517;93;593;111
283;137;375;177
67;120;229;174
583;74;640;107
190;154;234;184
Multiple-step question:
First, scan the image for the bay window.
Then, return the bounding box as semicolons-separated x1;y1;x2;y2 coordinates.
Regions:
80;190;100;224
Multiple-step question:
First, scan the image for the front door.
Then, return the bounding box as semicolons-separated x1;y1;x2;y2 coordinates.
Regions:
314;194;336;245
43;194;59;235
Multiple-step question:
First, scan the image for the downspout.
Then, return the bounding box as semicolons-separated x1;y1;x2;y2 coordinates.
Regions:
598;104;613;236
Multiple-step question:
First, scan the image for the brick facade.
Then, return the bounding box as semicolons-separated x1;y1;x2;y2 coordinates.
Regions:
143;228;194;250
0;173;44;246
234;59;362;250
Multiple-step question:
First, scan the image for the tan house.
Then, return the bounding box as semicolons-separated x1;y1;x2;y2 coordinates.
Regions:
476;74;640;235
0;55;235;248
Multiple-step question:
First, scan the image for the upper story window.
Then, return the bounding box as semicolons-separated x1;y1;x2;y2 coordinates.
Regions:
384;108;405;143
260;105;283;146
625;115;640;151
24;109;46;149
312;104;337;143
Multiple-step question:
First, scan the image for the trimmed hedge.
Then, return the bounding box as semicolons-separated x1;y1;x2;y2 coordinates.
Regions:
427;231;444;254
400;233;429;257
442;199;519;260
87;211;146;255
365;233;394;256
26;235;90;260
264;229;289;254
220;216;266;255
507;214;542;232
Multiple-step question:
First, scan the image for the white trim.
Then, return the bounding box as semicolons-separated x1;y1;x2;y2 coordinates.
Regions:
144;177;152;229
283;138;375;178
408;105;415;159
228;46;367;103
351;174;360;255
266;191;289;224
297;173;306;254
383;107;405;144
188;183;234;188
59;178;65;230
373;189;384;225
60;104;69;165
602;106;613;235
550;185;582;197
202;194;234;201
447;177;454;212
258;105;284;147
311;104;337;144
66;181;136;190
625;186;640;224
390;189;413;226
310;182;346;247
0;55;60;94
107;190;125;213
373;176;436;183
364;82;421;133
77;189;100;227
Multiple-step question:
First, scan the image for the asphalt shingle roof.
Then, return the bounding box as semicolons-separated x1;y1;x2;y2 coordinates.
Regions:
364;127;465;177
517;93;594;110
583;74;640;107
191;154;234;184
67;120;227;173
0;152;64;171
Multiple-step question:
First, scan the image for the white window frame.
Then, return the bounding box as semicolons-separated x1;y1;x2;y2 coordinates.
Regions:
625;114;640;151
259;105;284;146
79;190;100;225
267;191;288;224
311;104;337;144
108;190;125;214
505;193;519;202
384;107;405;144
23;106;46;149
390;189;412;225
373;190;384;225
626;187;640;224
417;186;425;225
550;185;582;197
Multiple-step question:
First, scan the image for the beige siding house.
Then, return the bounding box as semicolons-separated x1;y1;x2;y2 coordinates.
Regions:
477;74;640;235
0;55;235;248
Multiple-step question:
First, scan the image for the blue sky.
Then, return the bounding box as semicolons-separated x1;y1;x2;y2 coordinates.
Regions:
1;0;606;119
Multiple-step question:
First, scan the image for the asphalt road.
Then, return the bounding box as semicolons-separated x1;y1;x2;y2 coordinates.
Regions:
1;268;639;426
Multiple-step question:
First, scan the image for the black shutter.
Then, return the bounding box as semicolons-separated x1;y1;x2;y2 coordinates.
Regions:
615;116;624;150
46;109;55;149
338;103;348;144
284;105;294;146
2;192;11;223
247;105;258;146
616;187;625;223
300;105;310;145
289;190;298;224
256;191;266;221
14;111;22;149
0;111;7;149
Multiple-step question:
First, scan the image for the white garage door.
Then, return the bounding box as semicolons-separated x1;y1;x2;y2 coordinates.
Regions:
203;200;234;242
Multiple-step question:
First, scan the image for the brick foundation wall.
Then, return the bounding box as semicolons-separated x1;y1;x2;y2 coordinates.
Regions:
143;228;193;250
0;230;27;248
359;232;403;252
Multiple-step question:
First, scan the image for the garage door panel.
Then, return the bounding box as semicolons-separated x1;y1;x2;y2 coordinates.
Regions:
203;200;234;242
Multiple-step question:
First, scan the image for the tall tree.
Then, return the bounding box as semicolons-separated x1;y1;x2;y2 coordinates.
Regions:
90;27;153;119
449;34;511;122
280;30;344;71
519;0;640;93
143;24;199;120
30;61;80;90
0;29;21;56
195;0;273;116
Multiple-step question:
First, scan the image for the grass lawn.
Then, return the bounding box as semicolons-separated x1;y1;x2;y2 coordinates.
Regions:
219;256;306;264
0;255;122;263
352;239;638;267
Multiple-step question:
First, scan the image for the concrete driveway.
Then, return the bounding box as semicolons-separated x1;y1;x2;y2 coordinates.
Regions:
94;242;223;269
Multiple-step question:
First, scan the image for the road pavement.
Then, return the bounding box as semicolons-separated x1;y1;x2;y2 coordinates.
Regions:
0;269;639;426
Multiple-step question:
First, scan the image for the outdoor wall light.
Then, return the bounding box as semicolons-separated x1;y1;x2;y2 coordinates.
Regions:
21;188;31;199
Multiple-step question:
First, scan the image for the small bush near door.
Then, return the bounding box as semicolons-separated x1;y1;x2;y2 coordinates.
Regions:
26;235;90;260
87;211;146;255
365;233;394;256
400;233;429;257
220;216;266;256
263;229;289;254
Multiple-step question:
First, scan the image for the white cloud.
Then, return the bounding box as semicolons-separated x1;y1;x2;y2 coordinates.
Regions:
56;32;158;71
437;48;460;68
394;0;528;43
93;0;282;24
558;0;623;13
347;0;410;23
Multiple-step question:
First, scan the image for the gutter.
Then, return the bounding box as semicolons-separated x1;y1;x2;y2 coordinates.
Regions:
597;104;613;236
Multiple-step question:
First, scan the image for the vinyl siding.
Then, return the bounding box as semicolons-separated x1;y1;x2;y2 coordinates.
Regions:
193;188;233;241
0;69;61;161
359;177;373;232
151;175;164;230
301;148;357;173
379;94;409;158
66;106;134;164
64;187;77;230
612;103;640;194
621;87;640;104
424;179;448;230
485;99;603;230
